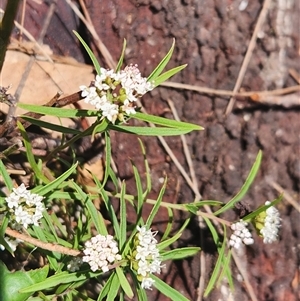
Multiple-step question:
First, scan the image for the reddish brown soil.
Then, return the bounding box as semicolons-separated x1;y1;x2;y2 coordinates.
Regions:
1;1;299;300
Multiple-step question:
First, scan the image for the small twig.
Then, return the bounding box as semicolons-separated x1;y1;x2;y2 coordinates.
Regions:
5;168;26;175
231;250;259;301
225;0;273;115
65;0;116;69
5;227;81;256
167;98;201;201
18;0;26;42
7;0;58;122
266;177;300;212
161;81;300;99
0;91;82;138
197;251;206;301
166;98;229;301
289;69;300;84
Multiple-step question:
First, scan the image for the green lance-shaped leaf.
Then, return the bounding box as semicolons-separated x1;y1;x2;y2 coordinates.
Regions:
116;267;134;299
204;224;227;297
152;274;191;301
17;121;50;184
116;39;127;72
32;163;78;196
18;103;99;118
153;64;187;87
109;124;195;136
214;150;262;216
73;30;101;76
147;39;175;83
19;271;101;293
161;247;201;261
132;112;203;131
0;159;13;190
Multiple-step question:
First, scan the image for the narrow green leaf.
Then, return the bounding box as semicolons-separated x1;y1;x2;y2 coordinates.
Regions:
161;247;200;261
147;39;175;82
109;124;194;136
153;64;187;87
98;131;111;190
108;166;120;191
91;118;109;138
152;274;191;301
158;218;190;250
33;163;78;196
161;207;173;241
21;116;81;134
73;31;101;75
214;150;262;216
32;226;58;270
185;200;222;214
136;282;148;301
132;161;144;215
97;272;113;301
203;216;219;246
18;103;99;118
17;121;50;184
138;138;151;194
116;267;134;298
0;216;14;255
146;179;167;226
107;272;120;301
217;250;233;290
98;187;120;238
0;159;13;190
71;181;107;235
19;271;97;293
132;112;203;130
204;225;227;296
116;39;127;72
119;182;127;249
242;194;283;222
41;211;59;243
50;212;68;238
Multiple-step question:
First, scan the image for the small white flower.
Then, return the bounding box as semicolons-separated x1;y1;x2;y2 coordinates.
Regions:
141;277;155;290
229;220;254;249
101;102;119;123
132;225;163;289
5;184;45;229
82;234;121;272
95;74;110;91
121;99;136;115
260;201;281;244
80;85;96;98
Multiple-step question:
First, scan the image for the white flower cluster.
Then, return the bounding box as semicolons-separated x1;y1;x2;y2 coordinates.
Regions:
5;183;45;229
82;234;122;272
260;201;281;244
134;226;162;290
229;220;254;249
80;64;154;123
